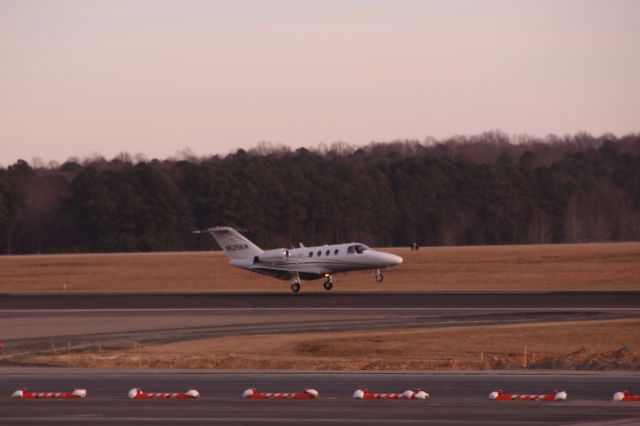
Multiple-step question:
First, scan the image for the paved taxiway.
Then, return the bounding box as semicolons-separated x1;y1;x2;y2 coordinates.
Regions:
1;369;639;425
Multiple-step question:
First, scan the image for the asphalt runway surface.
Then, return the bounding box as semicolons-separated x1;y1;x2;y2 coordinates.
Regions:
1;292;639;425
2;291;640;309
1;292;639;356
0;369;639;425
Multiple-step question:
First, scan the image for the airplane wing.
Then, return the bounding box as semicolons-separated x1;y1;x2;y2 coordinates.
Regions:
249;266;324;281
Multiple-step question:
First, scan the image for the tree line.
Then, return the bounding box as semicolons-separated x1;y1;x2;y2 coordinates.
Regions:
1;131;639;254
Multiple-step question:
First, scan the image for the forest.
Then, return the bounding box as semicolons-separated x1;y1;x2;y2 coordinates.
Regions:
1;131;639;254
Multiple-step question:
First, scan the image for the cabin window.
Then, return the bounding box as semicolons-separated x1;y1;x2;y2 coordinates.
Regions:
347;245;355;254
325;250;330;256
317;250;322;257
334;249;339;255
309;252;313;257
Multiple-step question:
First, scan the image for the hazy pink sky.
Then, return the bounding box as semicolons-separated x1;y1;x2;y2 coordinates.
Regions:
1;0;639;165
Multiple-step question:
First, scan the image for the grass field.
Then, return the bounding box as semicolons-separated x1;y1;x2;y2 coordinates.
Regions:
1;243;639;292
13;319;640;370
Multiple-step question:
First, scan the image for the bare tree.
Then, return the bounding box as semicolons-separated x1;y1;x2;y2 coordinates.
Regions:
564;194;586;243
527;209;553;243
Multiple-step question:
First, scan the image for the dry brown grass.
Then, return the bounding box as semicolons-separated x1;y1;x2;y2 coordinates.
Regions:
1;243;639;292
16;319;640;370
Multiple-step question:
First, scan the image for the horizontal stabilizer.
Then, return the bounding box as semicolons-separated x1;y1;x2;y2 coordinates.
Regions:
200;227;263;259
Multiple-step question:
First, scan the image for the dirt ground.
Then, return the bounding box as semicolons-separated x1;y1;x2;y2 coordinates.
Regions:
13;319;640;370
1;243;639;292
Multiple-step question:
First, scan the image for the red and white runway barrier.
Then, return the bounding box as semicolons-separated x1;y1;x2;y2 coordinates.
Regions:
352;389;430;400
613;391;640;402
242;388;319;399
128;388;200;399
11;388;87;399
488;390;567;401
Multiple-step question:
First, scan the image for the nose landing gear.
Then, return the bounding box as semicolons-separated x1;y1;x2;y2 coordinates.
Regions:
375;269;384;283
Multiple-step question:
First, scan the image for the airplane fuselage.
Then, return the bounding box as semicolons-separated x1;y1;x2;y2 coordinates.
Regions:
199;226;403;292
230;243;402;280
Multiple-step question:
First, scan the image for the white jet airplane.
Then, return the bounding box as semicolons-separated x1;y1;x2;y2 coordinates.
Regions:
196;226;403;293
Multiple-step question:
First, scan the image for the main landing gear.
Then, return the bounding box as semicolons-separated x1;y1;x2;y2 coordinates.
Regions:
323;275;334;291
375;269;384;284
290;280;301;293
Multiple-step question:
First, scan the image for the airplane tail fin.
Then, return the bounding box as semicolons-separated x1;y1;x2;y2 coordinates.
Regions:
197;227;263;259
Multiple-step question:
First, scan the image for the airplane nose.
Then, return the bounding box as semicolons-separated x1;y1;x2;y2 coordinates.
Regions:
384;253;403;266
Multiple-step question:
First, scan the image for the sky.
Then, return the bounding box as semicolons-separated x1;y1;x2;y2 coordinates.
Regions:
1;0;639;165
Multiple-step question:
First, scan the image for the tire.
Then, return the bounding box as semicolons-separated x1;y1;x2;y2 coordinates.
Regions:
291;282;301;293
324;280;333;291
375;274;384;283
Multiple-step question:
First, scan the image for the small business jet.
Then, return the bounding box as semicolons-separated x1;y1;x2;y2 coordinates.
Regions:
196;226;403;293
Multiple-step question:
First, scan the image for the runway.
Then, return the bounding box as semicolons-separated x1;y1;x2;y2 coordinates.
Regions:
1;292;639;357
1;369;639;425
2;291;640;310
1;292;639;356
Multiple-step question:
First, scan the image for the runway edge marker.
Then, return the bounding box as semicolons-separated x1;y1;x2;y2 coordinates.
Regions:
242;388;319;399
128;388;200;399
488;390;567;401
613;391;640;402
11;388;87;399
353;389;430;400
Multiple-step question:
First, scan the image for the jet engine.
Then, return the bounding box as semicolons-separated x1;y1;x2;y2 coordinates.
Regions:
254;249;290;264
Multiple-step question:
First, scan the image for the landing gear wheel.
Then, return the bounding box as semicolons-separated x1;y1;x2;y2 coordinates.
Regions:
324;280;333;291
291;282;301;293
375;273;384;283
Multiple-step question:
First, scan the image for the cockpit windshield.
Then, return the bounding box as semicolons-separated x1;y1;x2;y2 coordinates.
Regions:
347;244;370;254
